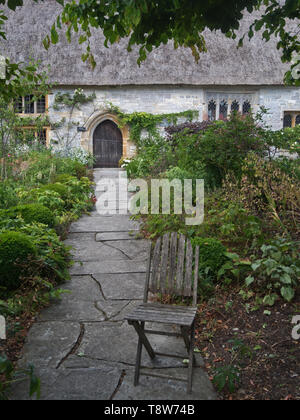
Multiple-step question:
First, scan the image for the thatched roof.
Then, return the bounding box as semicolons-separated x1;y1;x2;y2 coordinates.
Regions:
0;0;292;86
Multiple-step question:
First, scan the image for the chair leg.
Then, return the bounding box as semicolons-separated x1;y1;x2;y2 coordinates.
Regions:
181;326;197;367
131;321;156;360
130;321;156;387
187;322;195;394
134;335;143;386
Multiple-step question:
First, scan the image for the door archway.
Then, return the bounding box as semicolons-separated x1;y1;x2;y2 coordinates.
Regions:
93;120;123;168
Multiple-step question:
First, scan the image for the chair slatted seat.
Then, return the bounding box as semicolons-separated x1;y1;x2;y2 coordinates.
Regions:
125;232;200;394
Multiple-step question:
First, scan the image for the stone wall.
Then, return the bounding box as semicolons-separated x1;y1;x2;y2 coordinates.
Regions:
258;87;300;130
48;85;300;159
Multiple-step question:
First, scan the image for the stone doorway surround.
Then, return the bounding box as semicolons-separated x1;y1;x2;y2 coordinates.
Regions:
80;111;136;161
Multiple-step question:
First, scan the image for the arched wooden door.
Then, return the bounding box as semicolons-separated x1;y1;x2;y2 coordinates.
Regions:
93;120;123;168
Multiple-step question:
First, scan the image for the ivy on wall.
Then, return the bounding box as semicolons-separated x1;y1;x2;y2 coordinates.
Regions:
105;102;199;146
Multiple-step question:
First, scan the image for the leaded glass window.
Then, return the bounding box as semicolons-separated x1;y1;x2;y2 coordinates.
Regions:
283;114;292;128
243;100;251;115
37;129;47;146
24;95;34;114
219;100;228;120
36;96;46;114
296;115;300;126
231;100;240;113
15;95;47;114
206;93;254;122
208;100;216;121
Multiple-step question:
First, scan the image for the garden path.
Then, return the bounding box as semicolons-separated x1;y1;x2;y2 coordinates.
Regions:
11;169;217;400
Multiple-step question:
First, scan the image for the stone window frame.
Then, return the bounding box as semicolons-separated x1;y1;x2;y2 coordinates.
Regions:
14;95;49;146
205;92;254;121
283;111;300;128
16;126;50;146
14;94;48;115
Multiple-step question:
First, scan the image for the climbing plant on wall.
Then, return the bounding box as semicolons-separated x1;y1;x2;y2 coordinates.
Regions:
106;102;199;147
51;89;96;151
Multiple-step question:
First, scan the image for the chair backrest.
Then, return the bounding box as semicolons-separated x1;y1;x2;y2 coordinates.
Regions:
144;233;199;306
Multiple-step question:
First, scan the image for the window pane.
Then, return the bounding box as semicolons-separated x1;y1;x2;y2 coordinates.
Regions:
37;129;47;146
283;114;292;128
36;96;46;113
231;100;240;113
208;100;216;121
243;100;251;115
14;97;23;113
219;100;228;120
24;95;34;114
296;115;300;126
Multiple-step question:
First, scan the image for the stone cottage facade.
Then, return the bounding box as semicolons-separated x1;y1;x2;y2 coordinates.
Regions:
1;0;300;167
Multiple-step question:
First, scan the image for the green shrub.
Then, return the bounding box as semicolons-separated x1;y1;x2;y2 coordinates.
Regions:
0;231;37;290
15;223;72;284
226;154;300;238
72;161;87;179
245;239;300;304
39;183;70;201
192;237;226;277
54;174;77;184
165;166;195;181
2;204;56;228
167;113;266;189
0;181;19;209
125;135;172;178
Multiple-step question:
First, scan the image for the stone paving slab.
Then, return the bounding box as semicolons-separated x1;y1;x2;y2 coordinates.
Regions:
38;276;107;322
69;215;140;233
103;240;150;260
94;300;133;321
115;367;217;401
70;259;148;275
66;240;129;262
95;231;143;241
53;276;103;300
11;365;123;400
93;273;145;300
15;322;81;370
40;299;106;323
65;232;96;242
76;322;200;369
66;240;149;262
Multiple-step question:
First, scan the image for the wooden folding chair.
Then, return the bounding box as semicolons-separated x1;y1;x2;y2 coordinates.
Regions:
125;232;200;394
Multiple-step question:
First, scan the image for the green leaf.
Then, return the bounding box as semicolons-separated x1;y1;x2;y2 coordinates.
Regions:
51;25;59;44
29;372;41;400
42;35;50;50
263;294;277;307
7;0;23;11
280;273;292;285
78;35;87;45
225;252;240;261
251;261;261;271
245;276;255;287
280;286;295;302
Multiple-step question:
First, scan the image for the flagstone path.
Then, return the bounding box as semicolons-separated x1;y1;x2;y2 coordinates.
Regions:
11;169;217;400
